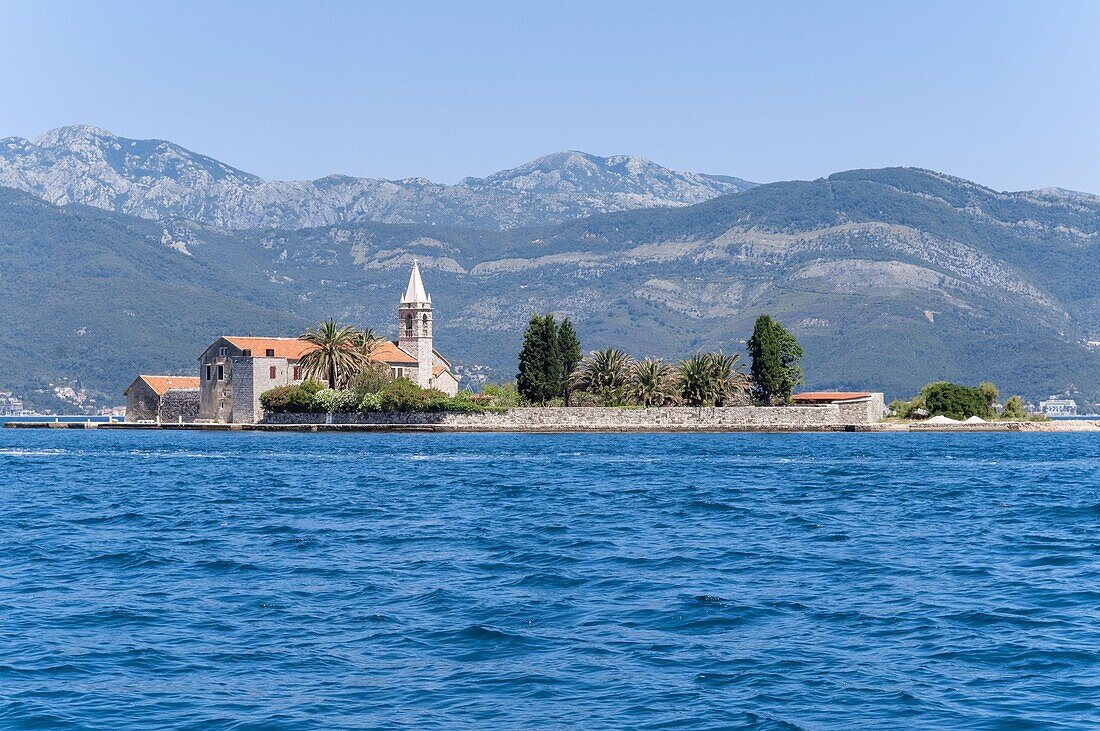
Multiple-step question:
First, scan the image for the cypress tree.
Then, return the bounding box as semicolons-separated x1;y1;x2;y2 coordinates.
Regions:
516;313;562;404
747;314;804;405
557;317;582;404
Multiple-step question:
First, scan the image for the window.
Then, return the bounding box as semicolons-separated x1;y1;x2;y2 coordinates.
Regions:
205;364;212;381
405;315;413;334
219;347;227;357
242;349;252;357
269;366;277;379
217;364;224;381
293;366;302;380
266;348;275;357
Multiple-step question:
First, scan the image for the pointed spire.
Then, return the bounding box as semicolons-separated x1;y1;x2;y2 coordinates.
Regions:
402;259;429;304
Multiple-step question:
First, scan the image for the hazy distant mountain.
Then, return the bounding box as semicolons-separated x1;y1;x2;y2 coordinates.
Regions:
0;126;754;230
4;165;1099;412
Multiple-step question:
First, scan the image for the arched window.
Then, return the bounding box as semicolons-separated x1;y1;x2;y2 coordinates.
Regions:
405;314;413;334
422;313;429;329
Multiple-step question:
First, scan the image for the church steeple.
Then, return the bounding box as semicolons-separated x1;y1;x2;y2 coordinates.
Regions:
397;260;434;388
402;260;430;305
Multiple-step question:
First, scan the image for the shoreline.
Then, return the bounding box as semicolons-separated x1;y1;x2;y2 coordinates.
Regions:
5;420;1099;433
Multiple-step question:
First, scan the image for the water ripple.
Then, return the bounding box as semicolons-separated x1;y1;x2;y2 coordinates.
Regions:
1;430;1098;728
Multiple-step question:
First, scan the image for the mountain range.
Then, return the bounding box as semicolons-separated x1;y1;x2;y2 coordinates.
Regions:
0;126;754;230
2;126;1099;413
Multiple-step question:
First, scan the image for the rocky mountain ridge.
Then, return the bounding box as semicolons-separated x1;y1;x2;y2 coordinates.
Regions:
3;165;1099;412
0;126;754;230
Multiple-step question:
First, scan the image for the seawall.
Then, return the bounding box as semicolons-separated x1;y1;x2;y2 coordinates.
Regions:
259;404;876;431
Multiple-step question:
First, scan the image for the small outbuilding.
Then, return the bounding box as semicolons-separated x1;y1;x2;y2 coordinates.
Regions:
124;375;200;423
792;391;887;423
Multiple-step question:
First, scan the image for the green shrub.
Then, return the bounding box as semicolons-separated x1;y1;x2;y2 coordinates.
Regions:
311;388;340;414
354;380;488;414
311;388;360;414
358;391;383;413
377;378;433;412
348;361;394;399
480;383;520;408
424;388;452;412
924;382;992;419
1001;395;1027;420
299;380;324;397
259;381;324;414
444;398;485;414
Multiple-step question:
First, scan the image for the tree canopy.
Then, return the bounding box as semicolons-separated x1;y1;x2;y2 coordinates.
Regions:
557;317;582;404
747;315;804;405
517;313;563;404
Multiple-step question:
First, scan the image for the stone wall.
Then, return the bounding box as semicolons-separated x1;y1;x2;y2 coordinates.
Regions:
125;382;159;422
836;393;886;424
263;404;877;431
159;389;200;423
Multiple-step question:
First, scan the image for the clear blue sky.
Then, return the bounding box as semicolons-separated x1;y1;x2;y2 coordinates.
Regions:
2;1;1098;192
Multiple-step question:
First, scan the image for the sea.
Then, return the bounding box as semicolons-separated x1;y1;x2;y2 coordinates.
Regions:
1;430;1097;729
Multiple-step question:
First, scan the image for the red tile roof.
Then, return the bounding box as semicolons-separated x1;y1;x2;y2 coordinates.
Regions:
135;375;200;396
371;340;417;365
792;392;872;403
223;336;317;360
221;336;426;368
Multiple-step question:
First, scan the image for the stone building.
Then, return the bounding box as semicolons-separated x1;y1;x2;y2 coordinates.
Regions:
195;262;458;423
792;392;886;423
123;375;200;422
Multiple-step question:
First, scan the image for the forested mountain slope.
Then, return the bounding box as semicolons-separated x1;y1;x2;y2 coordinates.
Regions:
4;166;1098;411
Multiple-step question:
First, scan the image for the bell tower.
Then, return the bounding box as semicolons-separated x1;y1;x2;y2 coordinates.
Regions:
397;260;433;388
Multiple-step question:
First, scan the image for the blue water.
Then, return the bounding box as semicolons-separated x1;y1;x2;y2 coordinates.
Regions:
2;431;1098;729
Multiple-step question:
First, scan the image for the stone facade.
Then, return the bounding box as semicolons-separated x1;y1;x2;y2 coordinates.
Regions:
263;404;879;430
124;375;200;422
194;263;458;423
229;357;289;424
198;337;310;423
836;393;886;424
158;389;200;423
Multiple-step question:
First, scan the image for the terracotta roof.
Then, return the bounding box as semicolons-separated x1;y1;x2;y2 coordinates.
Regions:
432;365;449;376
134;375;200;396
223;336;317;360
370;340;417;365
792;392;872;403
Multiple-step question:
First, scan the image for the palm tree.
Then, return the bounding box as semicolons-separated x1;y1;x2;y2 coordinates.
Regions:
297;320;367;389
355;328;382;360
572;349;634;406
710;352;752;406
629;358;675;406
676;353;721;406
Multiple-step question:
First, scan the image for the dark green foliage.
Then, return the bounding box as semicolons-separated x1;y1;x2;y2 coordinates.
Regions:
259;380;324;413
571;349;633;406
923;382;992;419
297;319;369;389
557;317;582;404
367;378;485;413
479;383;521;408
1002;395;1027;420
517;313;562;404
674;352;750;406
376;378;434;412
348;360;394;398
747;315;804;405
629;358;675;406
